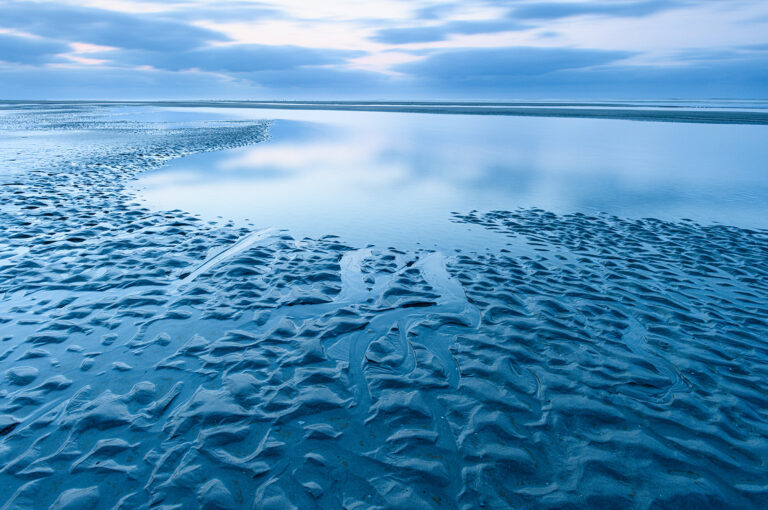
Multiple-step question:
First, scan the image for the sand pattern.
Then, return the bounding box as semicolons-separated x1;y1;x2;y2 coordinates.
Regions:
1;105;768;509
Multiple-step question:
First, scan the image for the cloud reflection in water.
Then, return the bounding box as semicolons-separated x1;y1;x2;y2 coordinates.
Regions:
135;109;768;248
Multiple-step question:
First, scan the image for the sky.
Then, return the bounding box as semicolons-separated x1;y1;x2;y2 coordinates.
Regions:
0;0;767;100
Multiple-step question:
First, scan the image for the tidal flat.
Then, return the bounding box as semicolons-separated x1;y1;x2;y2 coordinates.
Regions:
1;102;768;509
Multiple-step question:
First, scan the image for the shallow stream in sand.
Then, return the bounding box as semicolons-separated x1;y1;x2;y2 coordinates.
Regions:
2;103;768;509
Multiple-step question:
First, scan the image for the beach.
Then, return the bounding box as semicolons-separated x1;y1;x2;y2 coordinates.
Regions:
1;102;768;509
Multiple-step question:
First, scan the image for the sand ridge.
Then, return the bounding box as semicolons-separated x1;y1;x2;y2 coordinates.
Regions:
1;104;768;508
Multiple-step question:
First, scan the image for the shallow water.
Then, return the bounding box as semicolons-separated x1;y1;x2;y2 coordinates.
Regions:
2;103;768;509
135;108;768;249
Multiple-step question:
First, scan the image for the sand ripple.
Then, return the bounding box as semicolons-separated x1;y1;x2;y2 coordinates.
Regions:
1;105;768;509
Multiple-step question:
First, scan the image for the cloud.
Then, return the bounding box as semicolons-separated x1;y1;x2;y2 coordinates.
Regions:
0;33;68;64
0;0;766;100
372;26;455;45
412;3;461;20
240;66;392;90
162;2;284;23
1;47;767;100
0;63;393;99
0;65;257;99
391;46;768;98
0;1;227;51
447;19;528;35
101;45;362;73
509;0;685;20
372;19;527;44
396;47;633;81
542;54;768;98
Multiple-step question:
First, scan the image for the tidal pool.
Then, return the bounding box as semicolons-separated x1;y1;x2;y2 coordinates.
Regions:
135;107;768;249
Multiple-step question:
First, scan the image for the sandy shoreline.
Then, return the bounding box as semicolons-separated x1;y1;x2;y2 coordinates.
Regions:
3;100;768;125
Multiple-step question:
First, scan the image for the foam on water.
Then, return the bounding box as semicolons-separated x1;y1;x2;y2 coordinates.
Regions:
1;103;768;509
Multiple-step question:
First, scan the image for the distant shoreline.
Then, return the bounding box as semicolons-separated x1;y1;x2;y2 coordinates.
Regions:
3;100;768;125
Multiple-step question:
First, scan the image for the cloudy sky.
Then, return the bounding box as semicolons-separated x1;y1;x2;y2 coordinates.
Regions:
1;0;767;99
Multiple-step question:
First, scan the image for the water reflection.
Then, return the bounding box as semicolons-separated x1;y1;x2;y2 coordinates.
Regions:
135;108;768;248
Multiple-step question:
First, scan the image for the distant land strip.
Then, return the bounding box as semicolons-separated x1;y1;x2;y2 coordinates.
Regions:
4;100;768;125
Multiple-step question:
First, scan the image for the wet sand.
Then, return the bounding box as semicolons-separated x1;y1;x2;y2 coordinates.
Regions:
4;100;768;125
1;103;768;509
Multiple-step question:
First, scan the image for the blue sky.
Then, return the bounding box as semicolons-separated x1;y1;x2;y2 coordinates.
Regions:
0;0;767;99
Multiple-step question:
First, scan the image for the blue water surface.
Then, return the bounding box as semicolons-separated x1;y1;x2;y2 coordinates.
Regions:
136;107;768;247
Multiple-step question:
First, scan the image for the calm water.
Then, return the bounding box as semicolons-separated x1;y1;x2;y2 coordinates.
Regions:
135;107;768;249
